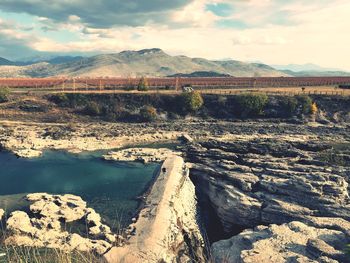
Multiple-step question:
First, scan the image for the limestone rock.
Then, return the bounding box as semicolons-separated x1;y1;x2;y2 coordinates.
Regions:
211;221;348;263
4;194;115;255
6;211;35;235
0;209;4;220
184;138;350;234
103;148;181;163
28;193;87;222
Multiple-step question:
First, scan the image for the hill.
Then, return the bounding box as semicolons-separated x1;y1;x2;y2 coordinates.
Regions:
168;71;232;77
0;57;16;66
281;69;350;77
0;49;288;78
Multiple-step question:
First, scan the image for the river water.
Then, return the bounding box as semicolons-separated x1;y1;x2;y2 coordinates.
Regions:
0;150;159;229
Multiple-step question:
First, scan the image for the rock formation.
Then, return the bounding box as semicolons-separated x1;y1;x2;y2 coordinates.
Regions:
182;137;350;262
0;209;4;221
211;221;349;263
4;193;120;255
103;147;181;163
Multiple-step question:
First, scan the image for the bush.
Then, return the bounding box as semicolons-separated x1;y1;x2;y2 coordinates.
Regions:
0;87;10;103
137;77;149;91
83;101;101;116
235;93;268;117
48;93;69;105
296;95;313;115
179;91;204;114
139;106;157;121
280;96;298;117
311;102;318;115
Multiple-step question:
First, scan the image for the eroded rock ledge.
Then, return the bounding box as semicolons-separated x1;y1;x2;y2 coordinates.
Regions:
182;137;350;262
104;155;205;263
103;148;181;163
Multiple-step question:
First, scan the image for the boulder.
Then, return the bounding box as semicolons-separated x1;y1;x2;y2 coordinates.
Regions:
4;194;115;255
28;193;87;222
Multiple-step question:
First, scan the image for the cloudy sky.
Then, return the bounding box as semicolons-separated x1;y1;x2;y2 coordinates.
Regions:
0;0;349;70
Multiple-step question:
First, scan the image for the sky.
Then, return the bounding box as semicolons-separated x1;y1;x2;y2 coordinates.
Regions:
0;0;349;70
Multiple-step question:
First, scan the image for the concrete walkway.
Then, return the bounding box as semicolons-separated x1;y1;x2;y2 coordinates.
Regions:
104;155;188;263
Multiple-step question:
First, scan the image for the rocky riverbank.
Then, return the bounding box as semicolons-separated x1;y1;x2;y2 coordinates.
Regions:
181;132;350;262
1;118;350;262
2;193;121;255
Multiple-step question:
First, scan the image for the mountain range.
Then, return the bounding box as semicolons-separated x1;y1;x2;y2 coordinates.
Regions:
0;48;348;78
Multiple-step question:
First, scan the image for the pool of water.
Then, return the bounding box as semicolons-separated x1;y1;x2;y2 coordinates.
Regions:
0;150;159;229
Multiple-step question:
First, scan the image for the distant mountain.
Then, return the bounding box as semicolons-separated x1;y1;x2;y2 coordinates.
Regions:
0;48;288;78
168;71;232;77
0;57;16;66
273;63;343;72
17;55;85;65
281;69;350;77
46;56;85;65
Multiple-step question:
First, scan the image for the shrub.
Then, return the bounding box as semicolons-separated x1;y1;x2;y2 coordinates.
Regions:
48;93;69;105
296;95;313;115
179;91;204;114
280;96;298;117
235;93;268;117
139;105;157;121
137;77;149;91
84;101;101;116
0;87;10;103
311;102;318;115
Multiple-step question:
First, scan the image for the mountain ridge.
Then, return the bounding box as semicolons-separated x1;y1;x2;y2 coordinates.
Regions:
0;49;349;78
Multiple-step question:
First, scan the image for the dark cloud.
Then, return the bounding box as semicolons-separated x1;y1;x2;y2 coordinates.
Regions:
0;0;194;28
0;32;37;59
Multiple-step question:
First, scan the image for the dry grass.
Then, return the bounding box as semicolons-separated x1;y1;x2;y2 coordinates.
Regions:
0;246;106;263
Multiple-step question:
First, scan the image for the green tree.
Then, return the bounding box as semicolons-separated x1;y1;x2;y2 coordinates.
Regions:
0;87;10;103
180;91;204;113
49;93;69;105
236;93;268;117
140;106;157;121
296;95;313;115
280;96;298;117
137;77;149;91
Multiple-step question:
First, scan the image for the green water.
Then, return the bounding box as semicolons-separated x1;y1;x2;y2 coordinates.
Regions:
0;150;159;228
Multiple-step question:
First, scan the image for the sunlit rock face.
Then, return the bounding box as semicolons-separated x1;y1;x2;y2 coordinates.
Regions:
211;221;348;263
182;136;350;261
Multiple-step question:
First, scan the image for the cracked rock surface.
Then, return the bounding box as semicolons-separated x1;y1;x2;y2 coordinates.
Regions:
182;135;350;262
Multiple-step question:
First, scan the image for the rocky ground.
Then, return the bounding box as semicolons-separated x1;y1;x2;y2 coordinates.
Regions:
181;128;350;262
1;116;350;262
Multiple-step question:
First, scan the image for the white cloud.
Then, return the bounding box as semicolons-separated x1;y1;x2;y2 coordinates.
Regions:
0;0;350;71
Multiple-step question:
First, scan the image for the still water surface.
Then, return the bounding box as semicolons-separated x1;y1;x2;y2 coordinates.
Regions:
0;150;159;228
